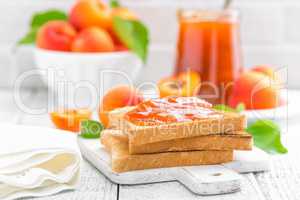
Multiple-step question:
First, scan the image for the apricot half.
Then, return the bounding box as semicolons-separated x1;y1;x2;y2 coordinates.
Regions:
158;71;201;98
50;108;92;132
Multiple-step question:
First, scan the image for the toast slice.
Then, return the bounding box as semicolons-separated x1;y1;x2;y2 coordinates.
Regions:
130;131;252;154
109;106;247;146
101;130;233;173
103;129;252;154
108;106;135;128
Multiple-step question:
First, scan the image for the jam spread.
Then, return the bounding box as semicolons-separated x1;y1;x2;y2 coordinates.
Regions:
124;96;222;126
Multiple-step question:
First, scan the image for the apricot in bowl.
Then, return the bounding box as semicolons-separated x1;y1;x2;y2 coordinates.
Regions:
36;20;77;52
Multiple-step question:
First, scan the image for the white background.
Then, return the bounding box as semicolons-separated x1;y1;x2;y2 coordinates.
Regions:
0;0;298;87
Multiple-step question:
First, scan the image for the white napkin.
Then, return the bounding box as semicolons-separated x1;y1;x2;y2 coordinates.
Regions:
0;123;81;200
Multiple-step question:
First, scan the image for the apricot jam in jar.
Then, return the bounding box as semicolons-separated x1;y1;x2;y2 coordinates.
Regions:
175;10;243;104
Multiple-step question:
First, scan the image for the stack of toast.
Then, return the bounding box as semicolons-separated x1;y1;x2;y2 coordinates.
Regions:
101;97;252;173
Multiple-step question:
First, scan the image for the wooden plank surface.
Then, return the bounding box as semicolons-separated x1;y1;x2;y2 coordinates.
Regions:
117;90;300;200
12;89;118;200
0;88;32;123
118;174;265;200
2;88;300;200
254;134;300;200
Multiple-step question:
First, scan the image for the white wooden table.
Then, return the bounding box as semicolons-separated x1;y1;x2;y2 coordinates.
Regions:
1;88;300;200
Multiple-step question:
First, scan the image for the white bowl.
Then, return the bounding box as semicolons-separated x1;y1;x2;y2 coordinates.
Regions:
34;47;143;94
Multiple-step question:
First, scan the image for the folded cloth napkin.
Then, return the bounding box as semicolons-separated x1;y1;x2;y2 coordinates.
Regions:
0;123;81;200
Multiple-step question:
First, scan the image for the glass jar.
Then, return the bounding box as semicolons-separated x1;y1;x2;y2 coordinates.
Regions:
175;9;243;104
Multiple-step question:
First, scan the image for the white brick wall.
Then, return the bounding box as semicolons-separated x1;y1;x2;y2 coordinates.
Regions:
0;0;299;88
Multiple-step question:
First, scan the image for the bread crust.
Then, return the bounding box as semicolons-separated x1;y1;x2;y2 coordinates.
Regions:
101;130;233;173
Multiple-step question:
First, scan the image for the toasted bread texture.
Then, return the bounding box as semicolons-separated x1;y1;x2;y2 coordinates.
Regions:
101;130;233;173
130;131;252;154
108;106;135;128
103;129;252;154
109;107;247;146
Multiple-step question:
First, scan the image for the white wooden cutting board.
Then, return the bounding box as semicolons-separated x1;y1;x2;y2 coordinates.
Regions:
78;138;270;195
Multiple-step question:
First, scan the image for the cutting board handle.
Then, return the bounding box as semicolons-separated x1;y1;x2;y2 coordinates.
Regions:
175;165;242;195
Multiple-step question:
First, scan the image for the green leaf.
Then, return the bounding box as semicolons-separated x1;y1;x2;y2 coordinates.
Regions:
31;9;68;28
213;103;245;113
246;119;288;154
213;104;236;112
17;9;67;46
17;27;38;45
80;120;104;139
113;17;149;62
110;0;120;8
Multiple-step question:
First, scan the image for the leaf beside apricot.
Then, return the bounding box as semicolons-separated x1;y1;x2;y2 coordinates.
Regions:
31;10;68;28
80;120;104;139
246;119;288;154
18;9;68;45
110;0;120;8
112;17;149;62
213;104;287;154
213;103;245;113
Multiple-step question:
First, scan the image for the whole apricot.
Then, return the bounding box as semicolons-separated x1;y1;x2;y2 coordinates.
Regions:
111;7;138;20
251;65;281;85
36;20;77;51
107;29;124;47
71;27;114;52
115;44;128;51
69;0;111;30
99;85;144;127
229;71;280;109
